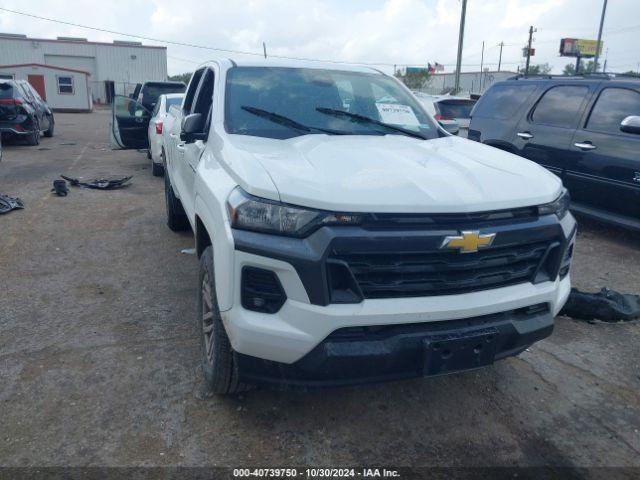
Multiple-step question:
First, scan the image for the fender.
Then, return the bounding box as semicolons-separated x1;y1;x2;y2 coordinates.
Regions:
194;161;239;312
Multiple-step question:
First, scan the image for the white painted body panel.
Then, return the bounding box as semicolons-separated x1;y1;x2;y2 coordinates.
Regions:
164;59;570;363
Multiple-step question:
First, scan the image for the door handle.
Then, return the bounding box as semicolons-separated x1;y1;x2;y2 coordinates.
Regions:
574;141;596;150
517;132;534;140
175;142;185;151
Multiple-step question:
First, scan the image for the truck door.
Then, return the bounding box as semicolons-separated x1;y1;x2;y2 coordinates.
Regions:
512;84;593;177
177;68;215;219
110;95;152;149
566;86;640;223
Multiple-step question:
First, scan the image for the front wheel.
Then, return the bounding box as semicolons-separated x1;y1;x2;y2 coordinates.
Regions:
198;246;249;395
44;115;54;137
27;118;40;146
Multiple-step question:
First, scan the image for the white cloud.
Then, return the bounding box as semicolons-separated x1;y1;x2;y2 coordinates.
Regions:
0;0;638;75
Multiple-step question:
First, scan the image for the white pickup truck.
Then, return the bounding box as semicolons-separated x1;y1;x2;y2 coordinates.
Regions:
113;58;576;393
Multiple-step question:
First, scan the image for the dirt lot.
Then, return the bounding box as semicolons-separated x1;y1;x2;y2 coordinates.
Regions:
1;111;639;474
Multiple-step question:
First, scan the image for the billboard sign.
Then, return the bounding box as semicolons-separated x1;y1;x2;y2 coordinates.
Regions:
560;38;603;58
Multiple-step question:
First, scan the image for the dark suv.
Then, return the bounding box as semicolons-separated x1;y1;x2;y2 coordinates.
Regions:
469;75;640;230
0;79;54;145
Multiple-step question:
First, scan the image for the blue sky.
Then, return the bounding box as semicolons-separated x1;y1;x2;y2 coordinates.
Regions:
0;0;638;75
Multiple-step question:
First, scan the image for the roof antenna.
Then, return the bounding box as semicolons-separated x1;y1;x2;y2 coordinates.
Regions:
263;42;267;59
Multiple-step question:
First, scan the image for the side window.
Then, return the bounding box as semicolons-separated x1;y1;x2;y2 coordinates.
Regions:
586;88;640;134
472;84;537;120
182;69;204;113
531;86;589;128
57;76;74;94
192;69;214;116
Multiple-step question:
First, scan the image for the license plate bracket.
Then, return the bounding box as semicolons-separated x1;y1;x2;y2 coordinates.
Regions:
423;328;498;376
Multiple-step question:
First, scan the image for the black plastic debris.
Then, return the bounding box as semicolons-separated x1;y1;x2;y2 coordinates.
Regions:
560;288;640;323
60;175;132;190
0;194;24;214
52;179;69;196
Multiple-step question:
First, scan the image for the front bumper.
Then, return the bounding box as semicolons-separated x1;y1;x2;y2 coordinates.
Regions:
235;303;554;387
216;214;576;385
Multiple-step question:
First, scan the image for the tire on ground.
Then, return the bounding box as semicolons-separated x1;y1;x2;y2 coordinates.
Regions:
198;246;250;394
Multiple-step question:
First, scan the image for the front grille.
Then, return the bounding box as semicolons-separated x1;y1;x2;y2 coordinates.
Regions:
329;241;552;299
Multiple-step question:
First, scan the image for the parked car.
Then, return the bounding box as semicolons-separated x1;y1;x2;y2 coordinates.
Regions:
112;59;575;394
147;93;184;176
413;92;477;137
111;81;186;150
469;74;640;231
0;79;54;145
132;81;186;111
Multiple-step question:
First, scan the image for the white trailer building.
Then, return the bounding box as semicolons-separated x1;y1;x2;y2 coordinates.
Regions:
0;63;92;112
0;33;167;105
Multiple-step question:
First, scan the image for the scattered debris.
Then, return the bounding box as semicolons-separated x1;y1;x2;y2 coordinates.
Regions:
561;288;640;323
38;147;52;151
61;175;132;190
181;248;196;255
59;142;77;146
51;180;69;197
0;194;24;214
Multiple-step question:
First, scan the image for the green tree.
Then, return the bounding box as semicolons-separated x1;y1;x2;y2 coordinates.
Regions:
169;72;193;84
563;60;599;75
395;70;430;90
622;70;640;78
526;63;552;75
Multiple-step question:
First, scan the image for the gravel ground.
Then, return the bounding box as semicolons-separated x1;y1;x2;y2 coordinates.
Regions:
0;111;639;475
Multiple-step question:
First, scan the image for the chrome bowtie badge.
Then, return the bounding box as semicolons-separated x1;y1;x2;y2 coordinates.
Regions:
441;230;496;253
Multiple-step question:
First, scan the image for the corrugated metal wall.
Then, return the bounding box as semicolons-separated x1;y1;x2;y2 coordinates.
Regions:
420;71;517;95
0;37;167;103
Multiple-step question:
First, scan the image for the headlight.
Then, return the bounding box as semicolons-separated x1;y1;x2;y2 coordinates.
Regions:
538;189;570;219
227;187;362;237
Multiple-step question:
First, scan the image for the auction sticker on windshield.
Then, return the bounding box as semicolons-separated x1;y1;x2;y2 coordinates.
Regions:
376;103;420;126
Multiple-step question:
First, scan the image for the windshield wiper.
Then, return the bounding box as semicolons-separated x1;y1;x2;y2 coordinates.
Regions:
241;106;347;136
316;107;426;140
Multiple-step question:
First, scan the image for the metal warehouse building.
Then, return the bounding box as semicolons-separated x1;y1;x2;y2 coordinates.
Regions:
0;33;167;106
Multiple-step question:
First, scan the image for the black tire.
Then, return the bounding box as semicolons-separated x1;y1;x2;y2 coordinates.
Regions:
164;172;190;232
27;118;40;146
44;114;54;137
198;246;250;394
152;149;165;177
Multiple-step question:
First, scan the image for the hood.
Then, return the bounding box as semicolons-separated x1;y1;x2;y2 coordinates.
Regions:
224;134;562;213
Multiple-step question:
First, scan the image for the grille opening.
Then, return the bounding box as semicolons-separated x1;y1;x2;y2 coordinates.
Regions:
241;266;286;314
327;261;363;304
329;241;553;300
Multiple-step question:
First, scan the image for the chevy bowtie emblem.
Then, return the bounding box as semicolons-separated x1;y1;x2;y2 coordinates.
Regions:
441;231;496;253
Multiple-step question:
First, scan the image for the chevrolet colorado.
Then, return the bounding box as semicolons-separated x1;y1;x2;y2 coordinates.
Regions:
126;59;576;393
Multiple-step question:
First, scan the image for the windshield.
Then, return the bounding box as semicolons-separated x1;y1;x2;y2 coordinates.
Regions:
436;99;477;119
225;67;438;140
165;96;184;111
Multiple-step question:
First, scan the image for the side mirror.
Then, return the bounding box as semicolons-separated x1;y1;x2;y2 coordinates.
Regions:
439;119;460;136
620;115;640;135
181;113;206;142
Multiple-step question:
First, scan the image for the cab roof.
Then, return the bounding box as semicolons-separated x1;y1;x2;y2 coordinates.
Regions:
202;57;385;75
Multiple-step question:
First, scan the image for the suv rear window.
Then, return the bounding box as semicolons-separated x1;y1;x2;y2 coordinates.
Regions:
472;84;537;120
436;99;476;119
531;85;589;128
140;83;186;106
0;82;15;99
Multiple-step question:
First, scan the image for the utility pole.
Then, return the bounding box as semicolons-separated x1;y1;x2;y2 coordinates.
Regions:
525;26;534;75
498;41;504;72
454;0;468;94
480;41;485;91
263;42;267;59
593;0;608;72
